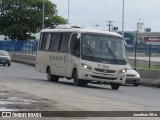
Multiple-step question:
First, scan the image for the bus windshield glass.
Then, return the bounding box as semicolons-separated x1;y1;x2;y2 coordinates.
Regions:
81;33;127;65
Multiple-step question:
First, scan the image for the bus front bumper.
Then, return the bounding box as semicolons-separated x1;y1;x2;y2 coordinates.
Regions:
78;69;126;84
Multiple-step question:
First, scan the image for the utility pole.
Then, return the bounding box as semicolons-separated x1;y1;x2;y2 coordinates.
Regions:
107;21;113;31
122;0;124;37
42;0;45;29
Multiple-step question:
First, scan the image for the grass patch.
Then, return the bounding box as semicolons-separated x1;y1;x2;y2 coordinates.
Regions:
140;83;160;88
137;63;160;70
152;84;160;88
129;59;160;70
12;59;35;67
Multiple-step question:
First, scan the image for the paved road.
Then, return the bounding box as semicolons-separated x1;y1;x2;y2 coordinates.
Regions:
0;62;160;111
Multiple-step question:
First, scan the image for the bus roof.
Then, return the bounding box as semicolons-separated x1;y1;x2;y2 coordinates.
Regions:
41;27;123;38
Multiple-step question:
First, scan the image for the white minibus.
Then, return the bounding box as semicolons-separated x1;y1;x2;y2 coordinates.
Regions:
36;25;127;90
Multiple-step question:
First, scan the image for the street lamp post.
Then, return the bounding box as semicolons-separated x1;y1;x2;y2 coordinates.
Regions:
96;25;99;29
122;0;124;37
68;0;70;23
42;0;45;29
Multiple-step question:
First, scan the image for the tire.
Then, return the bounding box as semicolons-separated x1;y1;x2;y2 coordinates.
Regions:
8;63;11;66
111;83;120;90
133;83;139;87
47;68;59;82
73;70;82;86
3;64;6;66
81;80;89;86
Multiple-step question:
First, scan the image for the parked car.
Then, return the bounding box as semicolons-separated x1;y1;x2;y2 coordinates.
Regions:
0;50;11;66
125;64;140;86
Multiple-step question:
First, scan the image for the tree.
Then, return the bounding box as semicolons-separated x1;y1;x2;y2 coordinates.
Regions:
0;0;67;40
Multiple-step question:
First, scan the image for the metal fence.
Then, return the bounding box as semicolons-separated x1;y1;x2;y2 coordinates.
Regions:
0;41;38;55
0;40;160;70
128;44;160;70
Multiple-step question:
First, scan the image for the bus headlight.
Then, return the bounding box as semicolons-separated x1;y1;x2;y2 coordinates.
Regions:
81;63;92;71
119;68;127;74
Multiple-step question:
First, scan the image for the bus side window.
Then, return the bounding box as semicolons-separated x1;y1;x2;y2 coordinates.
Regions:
45;33;51;51
49;33;61;52
40;33;48;51
60;33;72;53
70;33;80;57
38;33;43;51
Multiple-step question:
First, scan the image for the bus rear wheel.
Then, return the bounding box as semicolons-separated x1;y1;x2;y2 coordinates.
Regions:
111;83;120;90
47;68;59;82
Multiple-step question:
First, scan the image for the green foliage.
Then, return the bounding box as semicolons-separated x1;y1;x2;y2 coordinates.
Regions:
0;0;67;40
46;15;68;28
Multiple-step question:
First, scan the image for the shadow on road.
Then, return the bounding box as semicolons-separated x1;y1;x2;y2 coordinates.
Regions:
12;77;116;90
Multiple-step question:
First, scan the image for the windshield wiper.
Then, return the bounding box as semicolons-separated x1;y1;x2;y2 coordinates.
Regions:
106;43;118;64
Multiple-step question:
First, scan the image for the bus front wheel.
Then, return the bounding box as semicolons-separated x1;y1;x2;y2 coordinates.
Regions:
133;83;139;87
47;68;59;82
111;83;120;90
73;70;82;86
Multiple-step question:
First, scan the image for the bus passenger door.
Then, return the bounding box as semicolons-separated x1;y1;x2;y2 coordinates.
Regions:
66;33;80;78
59;33;72;77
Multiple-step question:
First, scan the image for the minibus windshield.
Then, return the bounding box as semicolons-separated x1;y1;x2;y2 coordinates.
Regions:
81;33;127;65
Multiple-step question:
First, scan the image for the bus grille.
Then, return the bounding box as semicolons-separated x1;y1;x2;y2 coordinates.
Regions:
92;75;117;80
126;74;135;77
94;68;116;73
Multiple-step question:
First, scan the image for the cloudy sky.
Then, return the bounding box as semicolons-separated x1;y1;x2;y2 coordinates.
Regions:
51;0;160;32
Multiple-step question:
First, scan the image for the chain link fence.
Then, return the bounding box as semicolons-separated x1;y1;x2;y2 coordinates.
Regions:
0;40;160;70
128;44;160;70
